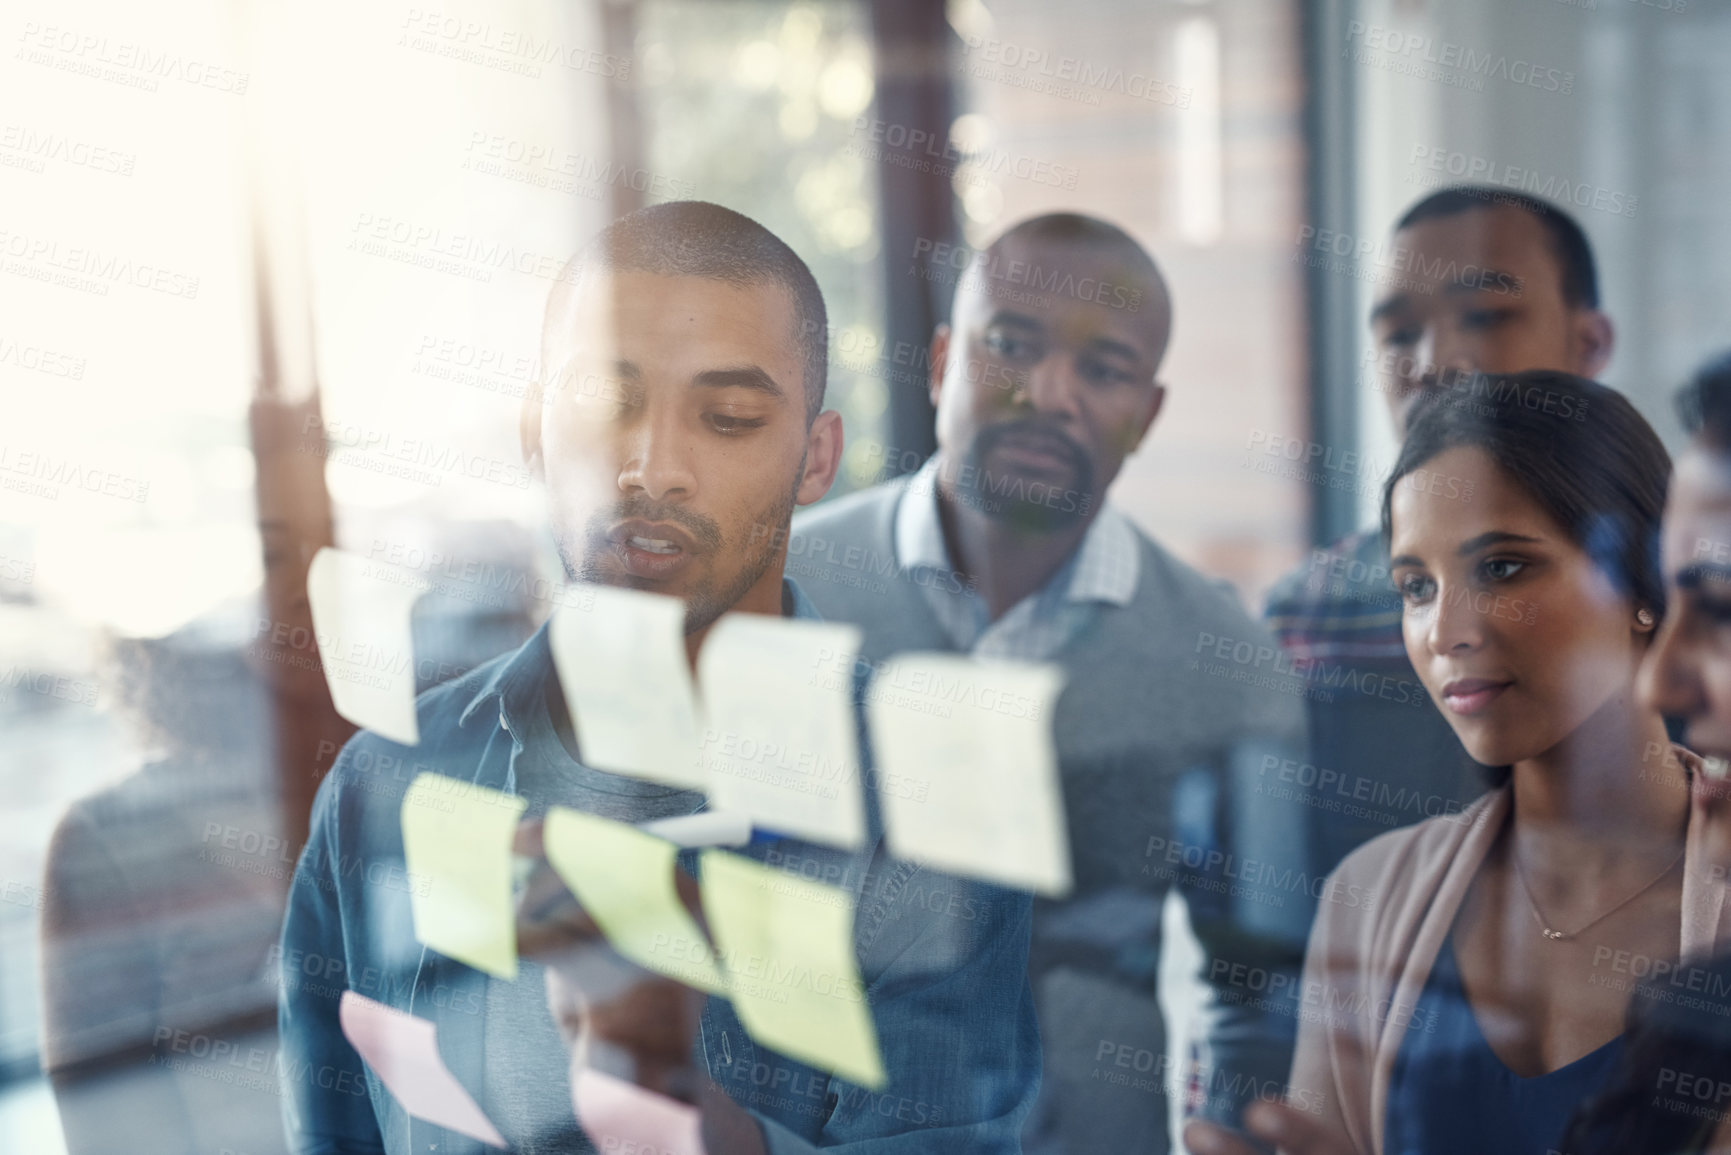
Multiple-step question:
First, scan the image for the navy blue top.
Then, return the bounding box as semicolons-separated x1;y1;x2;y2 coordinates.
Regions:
1386;933;1623;1155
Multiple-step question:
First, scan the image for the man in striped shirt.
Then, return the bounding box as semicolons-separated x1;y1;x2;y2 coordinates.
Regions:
1263;186;1616;873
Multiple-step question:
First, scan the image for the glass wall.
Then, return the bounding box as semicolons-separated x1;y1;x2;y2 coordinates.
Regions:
5;1;1731;1153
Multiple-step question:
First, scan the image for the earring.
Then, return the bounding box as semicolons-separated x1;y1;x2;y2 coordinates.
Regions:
1637;608;1655;628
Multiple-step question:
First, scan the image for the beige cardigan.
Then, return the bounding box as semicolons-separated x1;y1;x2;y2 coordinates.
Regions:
1287;765;1731;1155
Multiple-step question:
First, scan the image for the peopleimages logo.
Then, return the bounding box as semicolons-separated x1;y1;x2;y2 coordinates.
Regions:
0;124;136;176
955;35;1192;108
913;237;1144;311
397;9;630;80
1193;631;1431;709
1344;21;1574;95
1408;145;1638;218
849;118;1079;191
15;21;250;94
1295;224;1522;297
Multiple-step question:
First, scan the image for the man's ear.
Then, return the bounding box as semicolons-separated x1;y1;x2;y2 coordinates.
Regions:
520;382;546;480
795;410;844;506
928;325;951;411
1127;381;1167;455
1574;309;1615;380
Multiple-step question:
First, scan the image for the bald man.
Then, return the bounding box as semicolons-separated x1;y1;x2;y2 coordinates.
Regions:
792;214;1308;1155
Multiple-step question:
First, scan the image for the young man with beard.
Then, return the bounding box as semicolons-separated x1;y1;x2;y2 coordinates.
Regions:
1263;187;1618;876
278;202;1040;1154
789;213;1308;1154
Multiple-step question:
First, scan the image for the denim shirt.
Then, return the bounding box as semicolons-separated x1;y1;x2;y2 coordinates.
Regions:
278;581;1040;1154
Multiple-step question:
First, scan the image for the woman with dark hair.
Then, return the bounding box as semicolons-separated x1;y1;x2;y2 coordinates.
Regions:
1556;351;1731;1155
1187;370;1728;1155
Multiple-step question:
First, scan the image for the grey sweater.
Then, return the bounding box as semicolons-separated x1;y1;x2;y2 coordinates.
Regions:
792;481;1311;1154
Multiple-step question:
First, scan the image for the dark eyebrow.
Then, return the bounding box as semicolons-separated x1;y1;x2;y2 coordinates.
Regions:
1082;335;1143;363
693;366;786;401
986;311;1142;363
1390;531;1544;570
984;310;1043;332
556;358;640;385
1369;293;1410;325
1442;275;1519;299
1457;531;1542;555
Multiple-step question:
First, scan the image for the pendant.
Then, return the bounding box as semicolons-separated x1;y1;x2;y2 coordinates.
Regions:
1542;928;1569;941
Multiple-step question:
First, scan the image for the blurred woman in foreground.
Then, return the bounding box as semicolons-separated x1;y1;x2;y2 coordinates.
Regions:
1558;352;1731;1155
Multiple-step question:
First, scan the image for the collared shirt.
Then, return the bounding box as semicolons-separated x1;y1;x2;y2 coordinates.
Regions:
894;456;1141;662
480;580;819;1151
280;578;1041;1155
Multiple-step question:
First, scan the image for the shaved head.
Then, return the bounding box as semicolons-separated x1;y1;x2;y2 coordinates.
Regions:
929;212;1173;534
954;212;1173;370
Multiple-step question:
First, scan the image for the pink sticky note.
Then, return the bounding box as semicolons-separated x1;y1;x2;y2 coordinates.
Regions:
574;1068;704;1155
339;991;506;1148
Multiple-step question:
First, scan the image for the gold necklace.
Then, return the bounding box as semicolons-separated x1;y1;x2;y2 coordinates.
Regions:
1509;840;1684;942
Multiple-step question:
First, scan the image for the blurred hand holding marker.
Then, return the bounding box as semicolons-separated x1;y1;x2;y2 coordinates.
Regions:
513;814;887;1093
699;848;887;1089
514;813;724;1139
541;807;727;994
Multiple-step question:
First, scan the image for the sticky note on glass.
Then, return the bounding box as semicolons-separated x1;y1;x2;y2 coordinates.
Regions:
574;1068;703;1155
549;586;705;789
700;850;884;1088
543;806;726;994
696;616;865;848
401;773;527;978
867;655;1071;896
306;547;430;746
339;991;505;1148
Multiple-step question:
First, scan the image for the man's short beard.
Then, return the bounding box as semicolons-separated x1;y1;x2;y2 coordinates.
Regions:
674;481;797;636
557;472;802;636
957;424;1095;533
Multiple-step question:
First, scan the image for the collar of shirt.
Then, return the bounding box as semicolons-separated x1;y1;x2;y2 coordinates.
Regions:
892;455;1140;657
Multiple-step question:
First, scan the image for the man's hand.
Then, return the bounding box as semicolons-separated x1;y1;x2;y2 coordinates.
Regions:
1184;1101;1352;1155
513;819;768;1155
516;817;704;1092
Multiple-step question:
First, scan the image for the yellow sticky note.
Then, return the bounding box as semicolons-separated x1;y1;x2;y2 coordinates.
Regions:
543;807;727;995
402;773;527;979
699;850;885;1089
